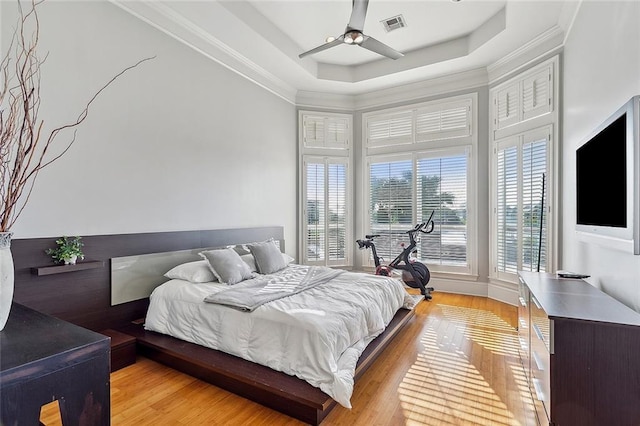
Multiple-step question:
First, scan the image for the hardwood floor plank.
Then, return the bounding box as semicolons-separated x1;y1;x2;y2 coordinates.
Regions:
40;292;536;425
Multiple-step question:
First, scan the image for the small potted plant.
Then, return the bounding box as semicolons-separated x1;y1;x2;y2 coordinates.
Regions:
46;236;85;265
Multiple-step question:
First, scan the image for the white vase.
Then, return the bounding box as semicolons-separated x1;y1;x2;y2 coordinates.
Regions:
0;232;14;331
63;255;78;265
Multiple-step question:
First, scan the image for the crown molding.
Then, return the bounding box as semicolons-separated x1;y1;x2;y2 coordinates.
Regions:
558;0;583;45
295;92;356;111
487;25;565;85
353;68;489;111
295;68;488;111
109;0;297;105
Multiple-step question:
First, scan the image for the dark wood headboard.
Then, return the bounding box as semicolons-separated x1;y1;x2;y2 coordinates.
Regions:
12;226;285;331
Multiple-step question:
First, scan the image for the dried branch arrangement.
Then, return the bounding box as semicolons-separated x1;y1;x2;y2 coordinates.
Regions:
0;0;154;231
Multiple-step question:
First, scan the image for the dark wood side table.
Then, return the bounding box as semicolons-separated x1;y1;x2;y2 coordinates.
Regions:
0;303;110;426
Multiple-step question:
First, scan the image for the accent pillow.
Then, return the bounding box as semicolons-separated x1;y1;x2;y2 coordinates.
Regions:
199;248;254;285
164;260;217;283
248;239;288;274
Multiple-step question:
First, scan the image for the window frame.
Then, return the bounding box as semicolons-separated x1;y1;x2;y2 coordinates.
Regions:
489;55;559;285
301;156;351;266
491;126;554;282
361;94;478;279
298;110;353;267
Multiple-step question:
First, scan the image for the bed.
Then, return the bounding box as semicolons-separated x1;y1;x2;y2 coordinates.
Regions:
119;239;419;424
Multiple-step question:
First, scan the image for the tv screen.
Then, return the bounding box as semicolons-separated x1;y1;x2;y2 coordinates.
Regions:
576;113;627;227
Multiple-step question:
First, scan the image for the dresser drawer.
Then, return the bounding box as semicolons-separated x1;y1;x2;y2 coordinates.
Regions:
529;295;552;424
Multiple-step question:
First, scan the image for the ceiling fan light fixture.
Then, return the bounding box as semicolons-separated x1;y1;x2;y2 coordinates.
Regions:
344;31;363;45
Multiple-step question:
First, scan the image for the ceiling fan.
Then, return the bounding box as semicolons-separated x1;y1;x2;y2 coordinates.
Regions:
298;0;404;60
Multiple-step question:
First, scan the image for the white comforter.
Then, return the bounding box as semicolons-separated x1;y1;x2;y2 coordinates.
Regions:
144;264;415;408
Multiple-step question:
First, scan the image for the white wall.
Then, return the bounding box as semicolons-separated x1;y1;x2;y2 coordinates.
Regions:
562;1;640;310
1;2;297;251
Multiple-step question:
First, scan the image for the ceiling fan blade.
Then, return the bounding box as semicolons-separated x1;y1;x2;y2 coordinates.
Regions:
359;35;404;60
298;36;344;59
347;0;369;32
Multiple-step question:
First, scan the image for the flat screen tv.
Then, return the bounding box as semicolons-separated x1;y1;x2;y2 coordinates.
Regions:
576;95;639;254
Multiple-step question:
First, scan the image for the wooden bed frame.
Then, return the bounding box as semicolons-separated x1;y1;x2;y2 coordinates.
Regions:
120;307;414;425
12;226;416;424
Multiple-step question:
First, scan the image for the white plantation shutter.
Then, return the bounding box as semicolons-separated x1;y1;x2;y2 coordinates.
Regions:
305;162;325;262
521;138;547;271
417;153;468;268
495;131;549;277
327;163;347;261
368;159;413;261
522;66;552;121
416;101;471;142
303;116;324;147
325;119;349;148
495;82;520;130
303;115;349;149
496;144;518;275
303;158;348;265
490;57;557;280
367;111;413;147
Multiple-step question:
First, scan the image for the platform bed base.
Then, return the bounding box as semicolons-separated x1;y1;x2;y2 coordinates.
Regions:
120;307;414;425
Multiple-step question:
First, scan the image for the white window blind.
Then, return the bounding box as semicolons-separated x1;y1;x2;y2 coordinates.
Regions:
416;101;471;142
368;160;413;261
496;145;518;274
327;163;347;261
521;139;547;272
417;154;468;267
495;133;548;276
305;162;325;262
304;159;348;264
366;111;413;147
368;152;469;271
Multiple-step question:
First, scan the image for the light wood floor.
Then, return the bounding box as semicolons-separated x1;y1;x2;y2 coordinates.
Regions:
40;292;538;425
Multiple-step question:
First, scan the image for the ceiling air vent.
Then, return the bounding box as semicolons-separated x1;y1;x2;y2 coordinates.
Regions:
381;15;406;33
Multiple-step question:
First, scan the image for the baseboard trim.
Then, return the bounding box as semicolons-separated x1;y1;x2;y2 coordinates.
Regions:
487;280;519;306
428;277;488;298
425;277;518;307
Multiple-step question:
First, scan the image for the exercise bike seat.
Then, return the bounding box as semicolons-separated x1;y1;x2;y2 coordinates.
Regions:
365;234;380;239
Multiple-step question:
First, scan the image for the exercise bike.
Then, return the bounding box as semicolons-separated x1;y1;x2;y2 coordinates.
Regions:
357;212;435;300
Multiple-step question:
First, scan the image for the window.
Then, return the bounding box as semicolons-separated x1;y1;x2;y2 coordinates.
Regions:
363;95;476;276
490;56;558;283
367;149;471;274
368;158;413;260
494;128;550;281
304;159;349;264
299;111;352;266
417;153;468;268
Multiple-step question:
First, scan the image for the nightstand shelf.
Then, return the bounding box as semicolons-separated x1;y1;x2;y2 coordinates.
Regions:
31;260;103;276
100;329;136;372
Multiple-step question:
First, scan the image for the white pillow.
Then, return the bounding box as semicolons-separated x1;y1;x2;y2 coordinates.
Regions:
164;260;217;283
200;248;254;285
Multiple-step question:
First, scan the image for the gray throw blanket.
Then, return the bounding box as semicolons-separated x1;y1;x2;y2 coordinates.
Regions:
204;266;344;312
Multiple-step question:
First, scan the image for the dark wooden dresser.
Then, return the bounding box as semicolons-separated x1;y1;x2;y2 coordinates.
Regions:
518;271;640;426
0;303;110;425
